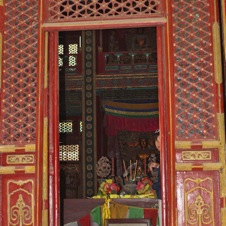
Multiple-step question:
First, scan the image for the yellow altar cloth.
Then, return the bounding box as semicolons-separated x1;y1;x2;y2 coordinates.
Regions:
92;193;156;199
92;194;158;226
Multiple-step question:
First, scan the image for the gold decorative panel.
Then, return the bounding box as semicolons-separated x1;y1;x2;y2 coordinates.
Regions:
177;171;221;225
7;179;34;225
184;177;214;225
7;154;34;164
182;151;211;161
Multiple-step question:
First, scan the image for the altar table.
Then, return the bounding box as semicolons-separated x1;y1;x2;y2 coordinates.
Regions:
64;198;159;226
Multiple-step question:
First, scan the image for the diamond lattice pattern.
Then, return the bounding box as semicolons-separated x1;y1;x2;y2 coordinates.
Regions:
172;0;217;140
1;0;39;144
48;0;161;22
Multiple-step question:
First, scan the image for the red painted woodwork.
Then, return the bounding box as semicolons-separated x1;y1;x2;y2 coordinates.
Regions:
2;175;36;226
45;0;165;23
175;148;219;163
172;0;219;141
177;171;220;226
48;31;60;226
0;0;225;226
0;6;3;31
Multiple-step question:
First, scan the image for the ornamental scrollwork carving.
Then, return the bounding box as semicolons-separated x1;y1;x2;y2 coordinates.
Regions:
8;180;34;225
188;195;213;225
185;177;214;225
10;194;32;225
182;151;211;161
7;155;34;164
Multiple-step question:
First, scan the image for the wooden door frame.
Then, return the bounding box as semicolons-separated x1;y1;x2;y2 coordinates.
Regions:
48;31;60;225
45;19;174;226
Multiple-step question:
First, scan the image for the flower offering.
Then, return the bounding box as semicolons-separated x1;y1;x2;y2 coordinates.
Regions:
136;177;153;195
98;179;120;196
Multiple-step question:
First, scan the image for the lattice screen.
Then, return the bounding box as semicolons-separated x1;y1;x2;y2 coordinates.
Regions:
172;0;218;140
1;0;39;144
59;145;79;161
47;0;162;22
58;43;79;74
58;44;64;67
59;121;73;133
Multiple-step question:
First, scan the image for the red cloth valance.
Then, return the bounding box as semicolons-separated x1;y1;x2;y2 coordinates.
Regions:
104;114;159;136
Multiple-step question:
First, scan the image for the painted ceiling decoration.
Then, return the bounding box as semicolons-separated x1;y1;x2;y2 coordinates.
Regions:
102;100;159;118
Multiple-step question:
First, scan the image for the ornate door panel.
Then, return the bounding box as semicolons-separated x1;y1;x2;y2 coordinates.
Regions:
0;0;225;226
0;0;42;225
170;0;226;225
2;176;36;226
177;171;220;226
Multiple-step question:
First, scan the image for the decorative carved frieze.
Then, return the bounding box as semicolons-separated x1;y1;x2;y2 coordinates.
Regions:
182;151;211;161
7;155;34;164
47;0;163;22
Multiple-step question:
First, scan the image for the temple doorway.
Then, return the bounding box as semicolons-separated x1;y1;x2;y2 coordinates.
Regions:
57;27;163;225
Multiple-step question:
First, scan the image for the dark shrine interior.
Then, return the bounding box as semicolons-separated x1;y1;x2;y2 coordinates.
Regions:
58;27;159;201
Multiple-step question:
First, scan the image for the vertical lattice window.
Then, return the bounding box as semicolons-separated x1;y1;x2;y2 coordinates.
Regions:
58;44;64;67
59;121;80;161
172;0;217;140
2;0;39;144
59;121;73;133
59;43;78;72
68;43;78;67
59;32;81;75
